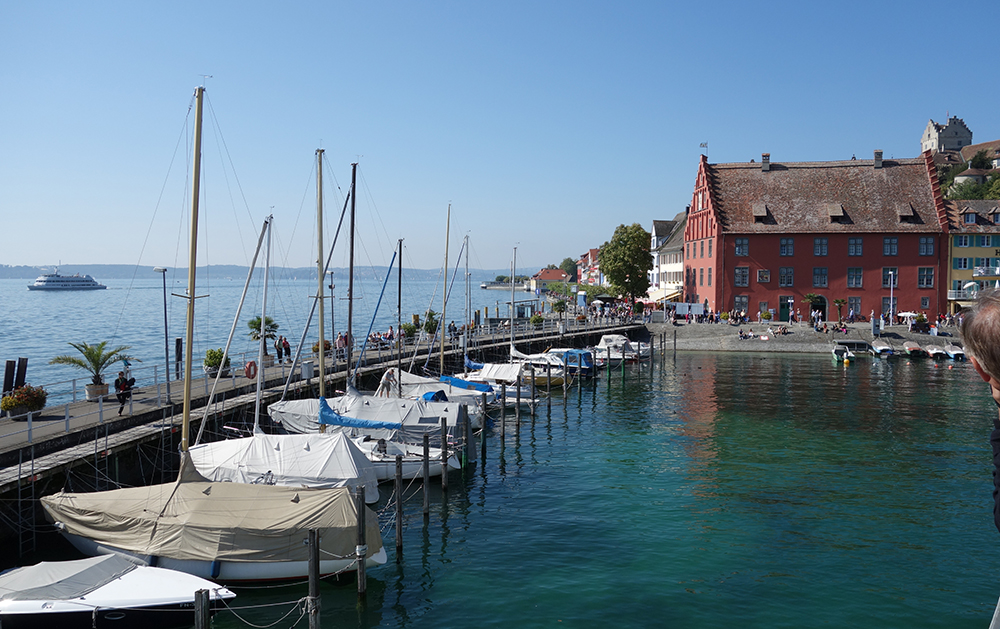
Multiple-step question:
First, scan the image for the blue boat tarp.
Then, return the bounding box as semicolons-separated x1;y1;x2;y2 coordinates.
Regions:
318;397;402;430
464;355;484;370
421;391;448;402
439;375;493;393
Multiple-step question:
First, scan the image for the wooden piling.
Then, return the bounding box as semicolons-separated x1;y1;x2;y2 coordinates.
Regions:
500;384;506;446
530;367;536;417
480;392;487;461
546;363;551;409
394;456;403;560
422;434;430;517
440;417;448;491
515;373;521;423
355;486;367;600
308;529;321;629
194;589;210;629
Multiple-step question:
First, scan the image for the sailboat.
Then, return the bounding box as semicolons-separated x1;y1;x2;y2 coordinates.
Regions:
40;87;385;582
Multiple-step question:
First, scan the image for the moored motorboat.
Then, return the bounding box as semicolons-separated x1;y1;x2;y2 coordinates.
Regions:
871;339;894;357
0;554;234;629
945;343;966;360
832;345;855;361
924;344;947;360
903;341;927;357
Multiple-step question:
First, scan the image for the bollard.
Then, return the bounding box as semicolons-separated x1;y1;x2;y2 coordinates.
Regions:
440;417;449;491
355;486;367;600
422;434;430;517
308;529;321;629
395;456;403;560
194;589;210;629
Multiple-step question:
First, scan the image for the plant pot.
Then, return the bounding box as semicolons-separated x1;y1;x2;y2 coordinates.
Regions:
203;366;231;378
262;355;275;368
85;383;109;402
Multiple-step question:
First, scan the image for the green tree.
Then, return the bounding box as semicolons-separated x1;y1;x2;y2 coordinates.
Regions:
50;341;138;386
599;223;652;304
553;299;567;322
248;316;278;355
423;310;439;335
971;149;993;170
560;257;577;281
948;179;987;200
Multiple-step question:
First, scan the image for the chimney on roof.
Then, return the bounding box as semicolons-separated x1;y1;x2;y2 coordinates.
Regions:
761;153;770;172
874;150;883;169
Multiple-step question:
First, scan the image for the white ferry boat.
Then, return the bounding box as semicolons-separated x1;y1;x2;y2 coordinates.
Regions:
27;270;107;291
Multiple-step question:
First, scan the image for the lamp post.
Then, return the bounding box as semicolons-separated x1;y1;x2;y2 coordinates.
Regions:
889;270;895;325
153;267;171;403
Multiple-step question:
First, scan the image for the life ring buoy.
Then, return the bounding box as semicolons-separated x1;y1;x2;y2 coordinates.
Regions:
244;361;257;380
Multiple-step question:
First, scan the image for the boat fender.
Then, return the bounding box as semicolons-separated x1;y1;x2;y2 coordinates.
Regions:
211;560;222;579
245;361;257;380
148;555;158;567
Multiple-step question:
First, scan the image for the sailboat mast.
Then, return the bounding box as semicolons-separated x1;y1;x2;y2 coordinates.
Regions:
254;220;271;429
464;234;469;376
181;85;204;453
316;149;325;398
347;162;357;384
441;204;450;376
397;238;403;397
510;247;516;348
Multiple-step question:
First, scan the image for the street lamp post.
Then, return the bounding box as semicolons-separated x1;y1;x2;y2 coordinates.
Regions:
889;270;895;325
153;267;171;403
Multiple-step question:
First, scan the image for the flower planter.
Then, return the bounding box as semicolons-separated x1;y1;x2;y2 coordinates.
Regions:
6;405;42;419
85;383;109;402
203;366;231;378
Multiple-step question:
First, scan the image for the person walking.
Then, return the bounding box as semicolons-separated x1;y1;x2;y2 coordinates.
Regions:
274;336;283;363
282;336;291;363
114;370;134;416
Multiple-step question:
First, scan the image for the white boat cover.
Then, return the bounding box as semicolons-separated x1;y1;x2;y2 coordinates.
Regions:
375;368;492;418
0;555;137;602
40;454;383;564
468;363;523;384
509;347;563;366
271;389;474;438
188;432;379;503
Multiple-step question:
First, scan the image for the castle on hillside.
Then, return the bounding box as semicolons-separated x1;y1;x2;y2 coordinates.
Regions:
921;116;973;153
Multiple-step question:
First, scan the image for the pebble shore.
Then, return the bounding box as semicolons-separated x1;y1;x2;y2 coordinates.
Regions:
643;319;963;355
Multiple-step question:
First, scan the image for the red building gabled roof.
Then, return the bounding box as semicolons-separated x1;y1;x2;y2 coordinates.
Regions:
705;154;947;235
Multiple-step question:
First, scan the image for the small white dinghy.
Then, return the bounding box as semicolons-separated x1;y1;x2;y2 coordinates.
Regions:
0;554;234;629
945;344;966;360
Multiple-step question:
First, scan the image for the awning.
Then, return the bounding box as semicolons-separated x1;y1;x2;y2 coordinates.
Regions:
659;291;682;302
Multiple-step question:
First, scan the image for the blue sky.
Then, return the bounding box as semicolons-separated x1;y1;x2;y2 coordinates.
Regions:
2;1;998;272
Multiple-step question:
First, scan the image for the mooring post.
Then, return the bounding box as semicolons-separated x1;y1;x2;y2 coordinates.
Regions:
530;367;536;417
673;330;677;358
395;456;403;561
607;347;611;383
515;373;521;423
194;589;210;629
500;384;506;447
440;417;449;491
480;391;487;462
355;486;367;601
308;529;321;629
546;363;551;409
422;434;430;517
463;406;472;466
98;395;104;424
64;403;70;433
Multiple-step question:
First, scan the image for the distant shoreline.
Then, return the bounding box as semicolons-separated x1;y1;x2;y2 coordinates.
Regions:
0;264;511;281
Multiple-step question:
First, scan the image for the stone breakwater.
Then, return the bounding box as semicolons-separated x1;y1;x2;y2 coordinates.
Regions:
644;320;962;355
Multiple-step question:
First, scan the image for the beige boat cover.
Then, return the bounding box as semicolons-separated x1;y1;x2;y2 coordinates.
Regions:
40;454;383;564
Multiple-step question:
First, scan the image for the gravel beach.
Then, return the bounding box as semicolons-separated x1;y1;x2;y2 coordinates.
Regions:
643;318;962;355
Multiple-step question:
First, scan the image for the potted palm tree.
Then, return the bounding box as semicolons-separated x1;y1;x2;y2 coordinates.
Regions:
203;348;231;378
50;341;139;402
248;316;278;367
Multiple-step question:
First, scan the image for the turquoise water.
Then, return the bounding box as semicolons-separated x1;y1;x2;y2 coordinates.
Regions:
202;352;1000;628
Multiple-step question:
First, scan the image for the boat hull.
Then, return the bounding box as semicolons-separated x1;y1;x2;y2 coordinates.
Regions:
0;602;226;629
27;285;106;291
57;533;388;583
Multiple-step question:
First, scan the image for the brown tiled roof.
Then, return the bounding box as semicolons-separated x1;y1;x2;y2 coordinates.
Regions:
946;200;1000;232
532;268;569;281
706;157;943;234
960;139;1000;162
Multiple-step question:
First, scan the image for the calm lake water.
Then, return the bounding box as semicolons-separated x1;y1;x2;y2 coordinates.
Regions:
5;276;999;627
213;351;998;628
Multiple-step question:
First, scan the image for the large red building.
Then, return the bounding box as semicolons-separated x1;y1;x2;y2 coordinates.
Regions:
684;150;949;321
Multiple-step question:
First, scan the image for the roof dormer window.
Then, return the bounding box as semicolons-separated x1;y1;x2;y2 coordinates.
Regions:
964;213;977;224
